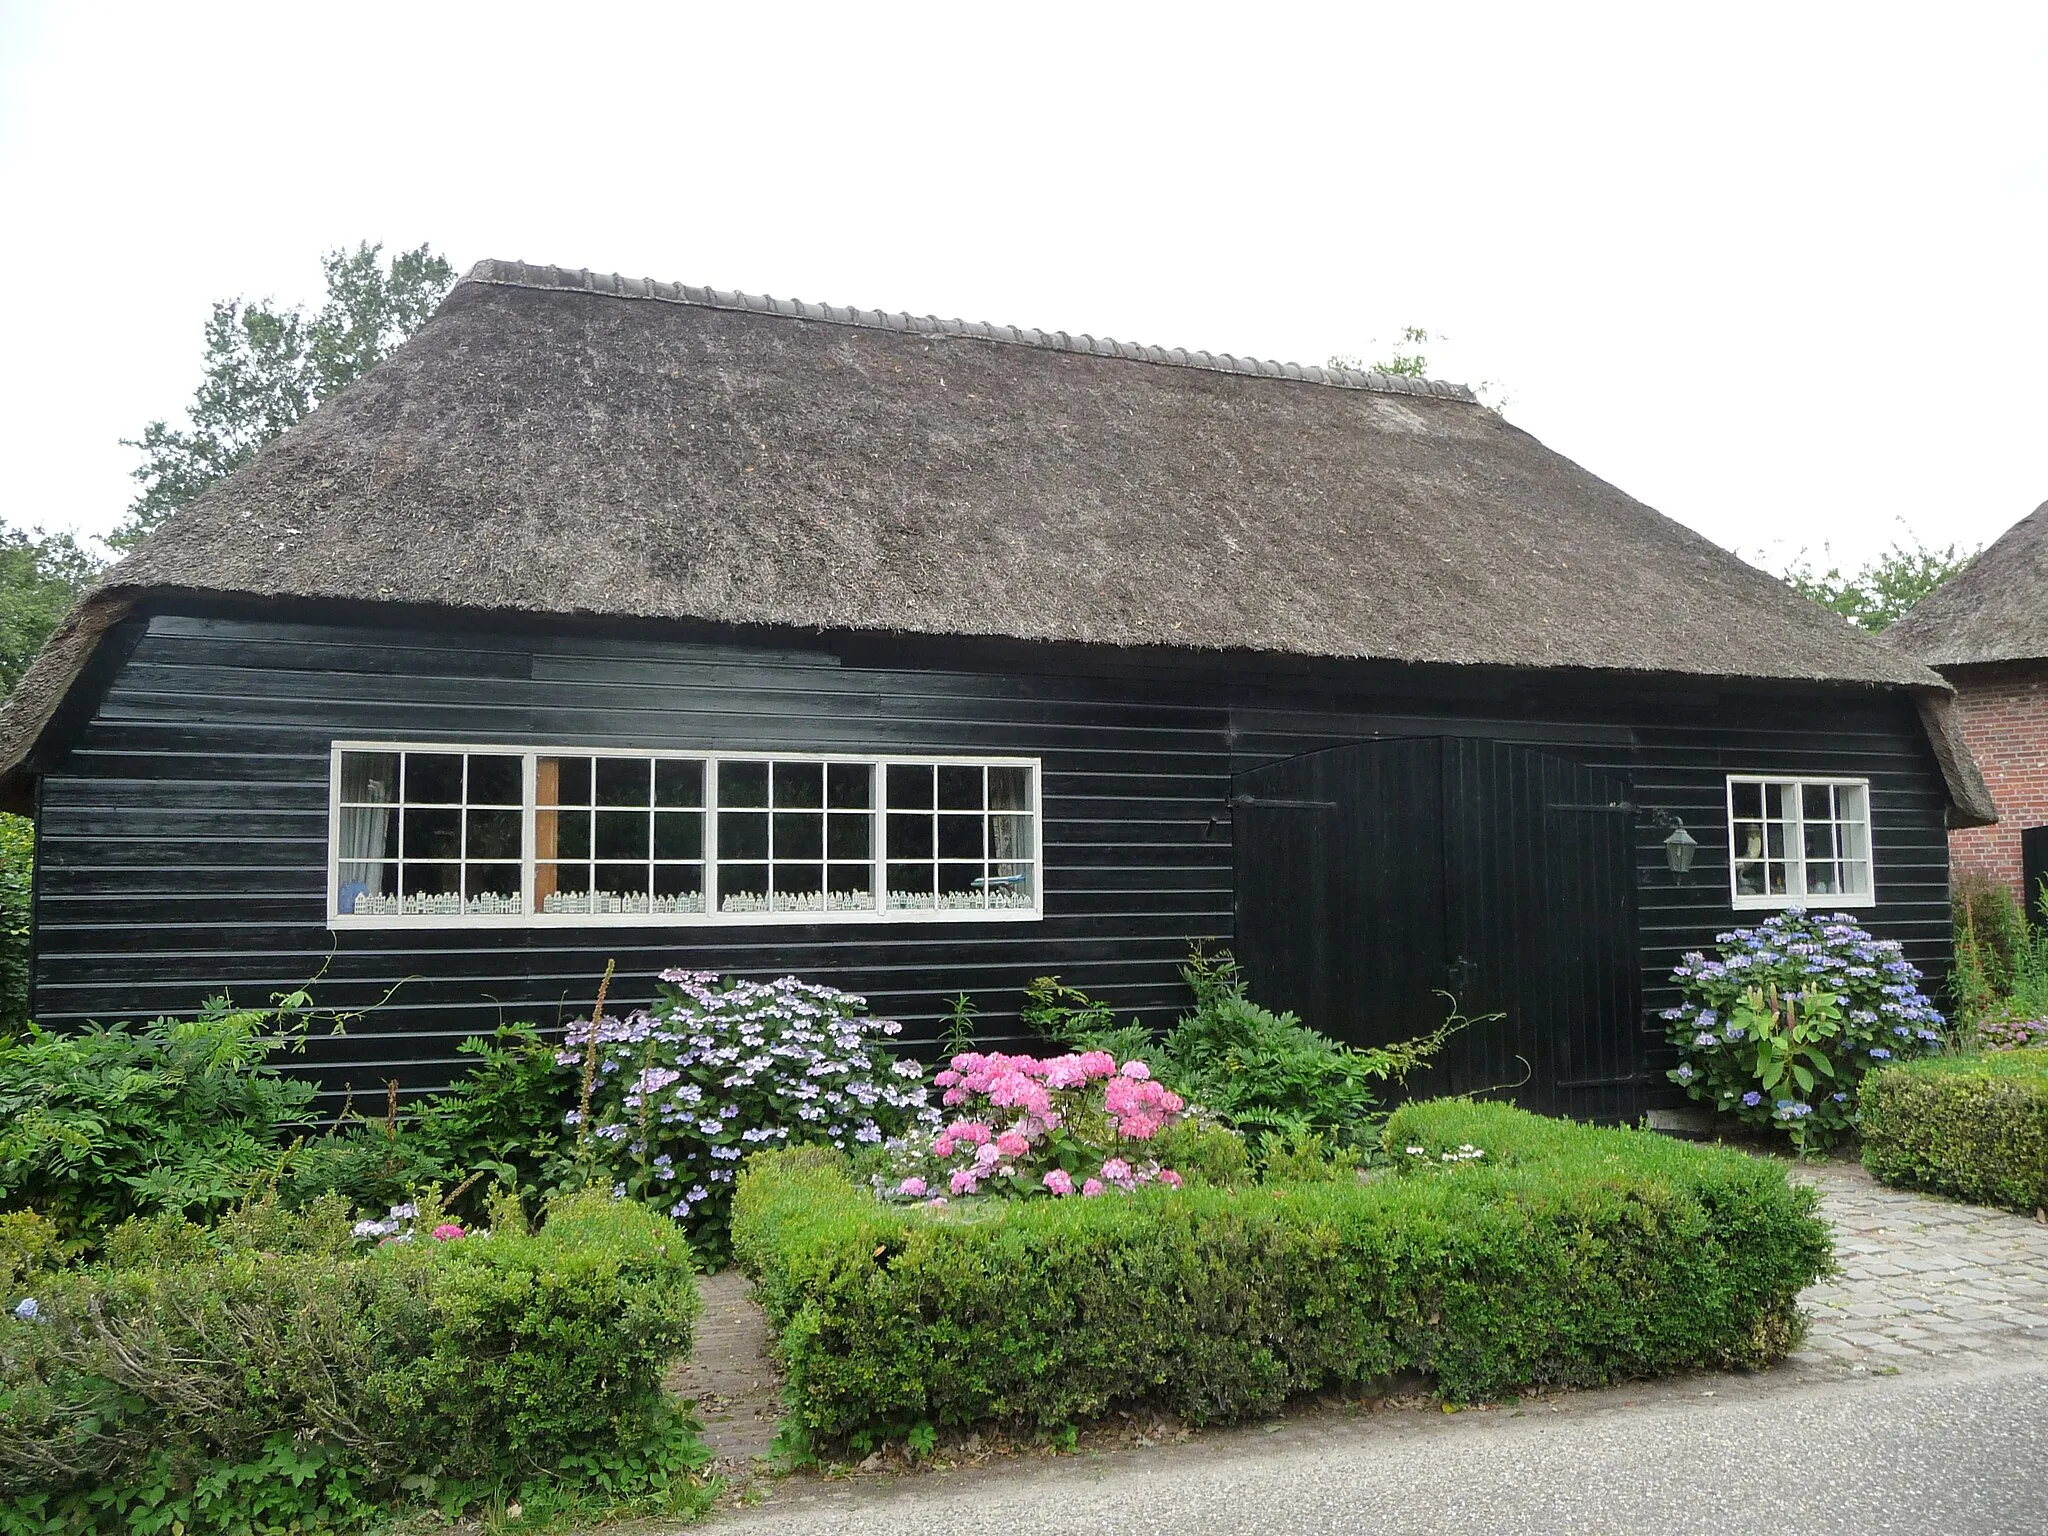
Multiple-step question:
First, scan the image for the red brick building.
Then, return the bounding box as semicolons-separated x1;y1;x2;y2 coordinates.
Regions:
1891;499;2048;911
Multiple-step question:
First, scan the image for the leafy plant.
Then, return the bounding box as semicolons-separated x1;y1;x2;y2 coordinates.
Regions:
566;970;937;1263
0;813;32;1039
0;999;320;1240
1778;537;1975;633
1663;910;1945;1149
885;1049;1191;1200
1861;1050;2048;1212
1;1188;710;1525
1022;973;1155;1062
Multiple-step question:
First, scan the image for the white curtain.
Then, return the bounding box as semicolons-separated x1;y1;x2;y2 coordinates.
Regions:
337;754;393;907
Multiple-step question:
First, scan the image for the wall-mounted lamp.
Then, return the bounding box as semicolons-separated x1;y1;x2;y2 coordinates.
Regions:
1651;810;1698;878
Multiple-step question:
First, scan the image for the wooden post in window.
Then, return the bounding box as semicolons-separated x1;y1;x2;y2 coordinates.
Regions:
535;757;560;909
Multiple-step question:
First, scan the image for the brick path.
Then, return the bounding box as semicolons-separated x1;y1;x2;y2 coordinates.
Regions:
1789;1161;2048;1369
670;1269;783;1469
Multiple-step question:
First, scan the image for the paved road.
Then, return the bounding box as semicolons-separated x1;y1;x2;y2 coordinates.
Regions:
709;1349;2048;1535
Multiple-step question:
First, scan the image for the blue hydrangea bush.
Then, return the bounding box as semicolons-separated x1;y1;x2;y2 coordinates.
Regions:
1663;911;1945;1149
563;971;938;1259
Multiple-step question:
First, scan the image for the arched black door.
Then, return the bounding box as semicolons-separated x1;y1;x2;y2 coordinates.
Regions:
1233;737;1641;1120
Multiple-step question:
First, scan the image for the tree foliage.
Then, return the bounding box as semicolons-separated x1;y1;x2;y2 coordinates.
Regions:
114;242;455;550
1329;326;1505;410
1779;539;1975;632
0;528;101;700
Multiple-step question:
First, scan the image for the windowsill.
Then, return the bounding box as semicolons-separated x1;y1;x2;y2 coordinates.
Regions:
328;905;1046;931
1728;892;1877;911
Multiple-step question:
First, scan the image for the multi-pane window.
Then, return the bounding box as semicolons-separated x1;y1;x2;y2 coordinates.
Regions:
335;749;525;916
1726;776;1874;908
329;745;1040;926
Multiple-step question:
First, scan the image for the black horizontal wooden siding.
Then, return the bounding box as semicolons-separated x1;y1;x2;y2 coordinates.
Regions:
30;604;1954;1107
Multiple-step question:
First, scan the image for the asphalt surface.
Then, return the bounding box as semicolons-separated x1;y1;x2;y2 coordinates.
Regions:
705;1351;2048;1536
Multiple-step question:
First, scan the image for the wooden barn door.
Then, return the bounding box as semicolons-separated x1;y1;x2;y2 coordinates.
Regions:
1232;737;1641;1120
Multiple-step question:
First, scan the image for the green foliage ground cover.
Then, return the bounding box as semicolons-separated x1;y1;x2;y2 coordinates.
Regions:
733;1099;1831;1448
1860;1050;2048;1213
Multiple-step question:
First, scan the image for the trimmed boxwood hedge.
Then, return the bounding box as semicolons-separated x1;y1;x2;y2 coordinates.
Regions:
1861;1050;2048;1212
732;1100;1832;1441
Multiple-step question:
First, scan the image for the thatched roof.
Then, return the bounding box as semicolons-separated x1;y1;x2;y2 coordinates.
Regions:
1887;499;2046;668
0;260;1989;822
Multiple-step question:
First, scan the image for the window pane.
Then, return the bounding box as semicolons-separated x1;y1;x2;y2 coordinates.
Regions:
467;754;522;806
405;753;463;804
828;762;873;809
1803;822;1837;863
827;864;874;910
938;764;984;810
551;756;593;805
938;813;983;860
548;808;591;860
654;865;706;913
773;863;825;911
721;864;769;912
337;804;396;872
596;757;651;807
337;862;396;914
1842;859;1872;898
595;809;650;860
1802;783;1834;821
774;810;824;860
773;761;823;809
826;812;872;860
989;814;1033;862
1767;862;1789;895
464;863;521;907
989;765;1031;812
938;862;985;909
654;811;703;860
720;810;768;861
467;808;522;861
1730;780;1761;819
1765;822;1787;859
403;807;461;860
402;862;460;898
887;812;933;860
721;760;770;809
655;758;704;808
595;860;651;897
887;763;933;809
887;862;936;906
986;862;1034;908
339;751;399;804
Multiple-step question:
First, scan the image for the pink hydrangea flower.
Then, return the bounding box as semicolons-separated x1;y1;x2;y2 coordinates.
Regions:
933;1136;957;1159
947;1120;993;1147
1100;1158;1132;1183
1043;1168;1074;1195
950;1168;980;1196
1159;1169;1184;1188
1042;1054;1090;1089
974;1141;1003;1168
1119;1059;1152;1081
1077;1051;1117;1081
898;1177;928;1197
1080;1178;1105;1197
431;1224;464;1242
995;1130;1031;1158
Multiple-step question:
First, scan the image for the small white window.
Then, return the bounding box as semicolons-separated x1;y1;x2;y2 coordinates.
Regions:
1726;776;1874;909
328;744;1041;928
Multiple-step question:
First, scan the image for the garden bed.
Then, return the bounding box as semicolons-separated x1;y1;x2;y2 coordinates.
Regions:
732;1099;1833;1446
1861;1050;2048;1212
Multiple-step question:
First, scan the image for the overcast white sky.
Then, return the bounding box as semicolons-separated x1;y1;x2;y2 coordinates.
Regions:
1;1;2043;571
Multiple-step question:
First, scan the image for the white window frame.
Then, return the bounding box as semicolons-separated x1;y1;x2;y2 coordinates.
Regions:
1725;774;1876;911
326;742;1044;929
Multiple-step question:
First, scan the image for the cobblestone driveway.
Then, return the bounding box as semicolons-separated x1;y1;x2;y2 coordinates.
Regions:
1791;1161;2048;1369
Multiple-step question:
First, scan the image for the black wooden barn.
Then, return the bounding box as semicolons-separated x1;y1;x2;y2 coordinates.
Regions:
0;262;1994;1117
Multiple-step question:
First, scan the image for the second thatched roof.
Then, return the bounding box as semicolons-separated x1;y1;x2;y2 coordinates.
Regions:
1888;498;2048;668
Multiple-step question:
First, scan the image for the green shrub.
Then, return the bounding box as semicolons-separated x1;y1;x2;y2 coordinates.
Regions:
1024;948;1458;1162
0;1002;318;1240
0;813;30;1040
733;1101;1830;1443
1;1188;709;1528
1860;1051;2048;1212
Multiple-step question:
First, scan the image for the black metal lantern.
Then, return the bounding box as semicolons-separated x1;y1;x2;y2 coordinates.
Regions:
1662;821;1698;875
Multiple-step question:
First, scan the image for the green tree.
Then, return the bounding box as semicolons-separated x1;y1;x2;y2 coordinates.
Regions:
0;524;102;699
1780;540;1975;632
114;242;455;551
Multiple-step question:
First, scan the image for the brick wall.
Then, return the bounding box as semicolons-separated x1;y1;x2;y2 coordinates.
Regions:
1947;660;2048;901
